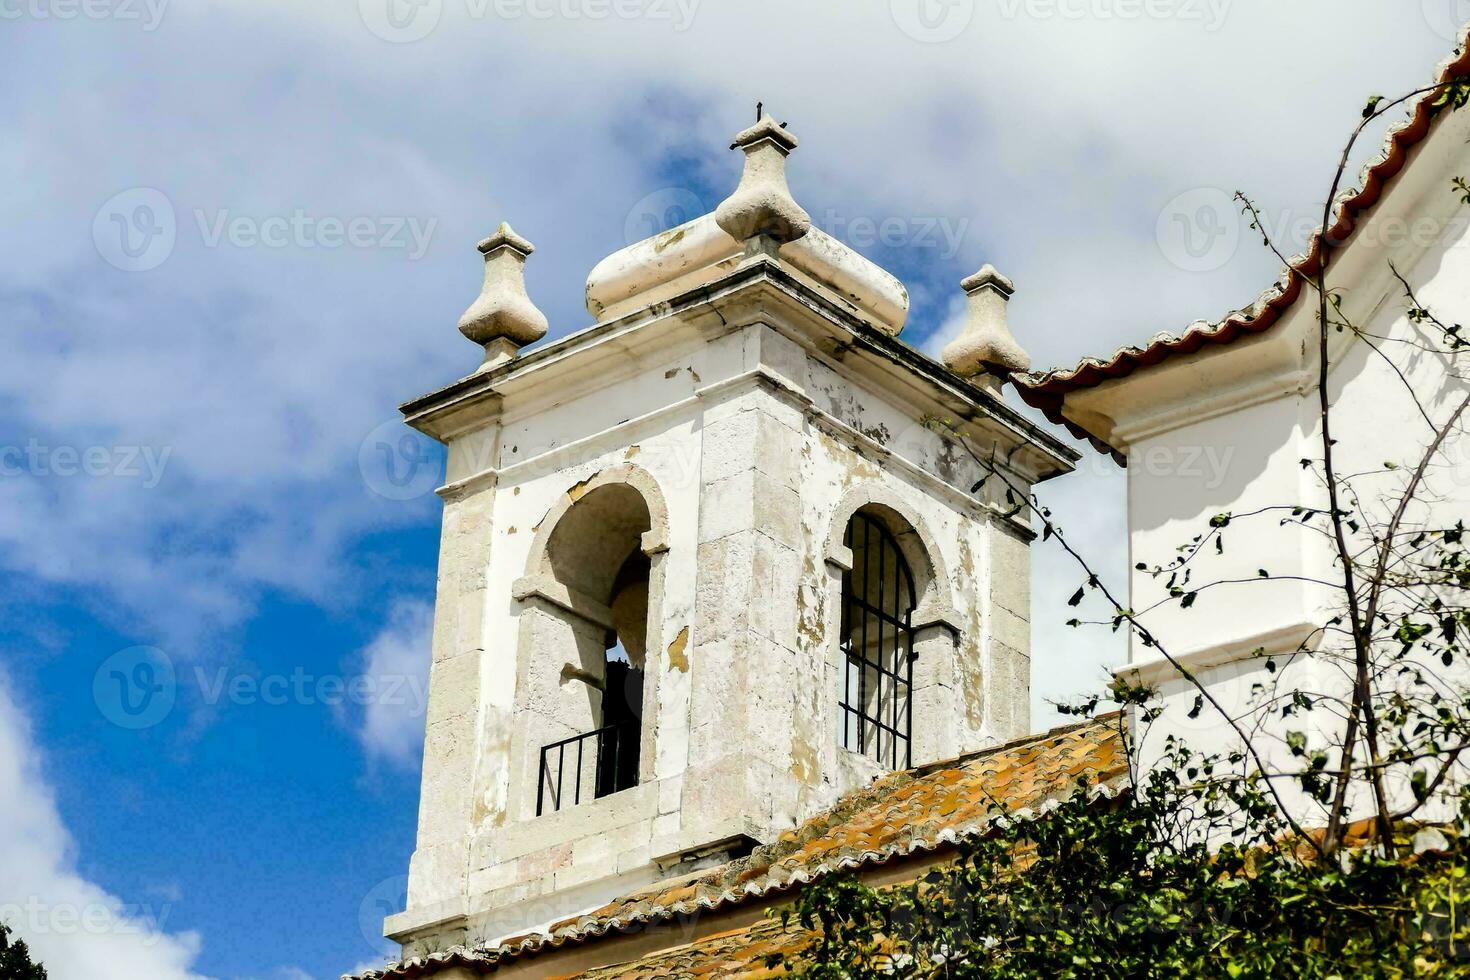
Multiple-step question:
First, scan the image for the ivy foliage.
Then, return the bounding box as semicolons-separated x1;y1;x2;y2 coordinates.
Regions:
768;730;1470;979
764;69;1470;980
0;922;47;980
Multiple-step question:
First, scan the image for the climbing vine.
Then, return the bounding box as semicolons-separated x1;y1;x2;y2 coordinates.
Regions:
772;60;1470;980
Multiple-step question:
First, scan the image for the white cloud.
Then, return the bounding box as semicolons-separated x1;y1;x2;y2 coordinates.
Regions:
270;967;315;980
0;677;212;979
351;599;434;770
0;1;1459;722
920;291;970;361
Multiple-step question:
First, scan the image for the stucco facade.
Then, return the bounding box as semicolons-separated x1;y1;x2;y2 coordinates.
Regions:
1027;63;1470;811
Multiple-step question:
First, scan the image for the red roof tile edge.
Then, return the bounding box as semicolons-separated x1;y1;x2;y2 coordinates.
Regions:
1012;30;1470;457
345;718;1127;980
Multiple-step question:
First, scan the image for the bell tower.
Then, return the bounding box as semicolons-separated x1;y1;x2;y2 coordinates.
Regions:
384;111;1077;954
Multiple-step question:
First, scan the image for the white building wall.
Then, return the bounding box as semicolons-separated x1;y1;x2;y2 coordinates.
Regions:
1066;99;1470;821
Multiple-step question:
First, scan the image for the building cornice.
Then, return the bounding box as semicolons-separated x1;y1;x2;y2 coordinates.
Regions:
402;256;1077;483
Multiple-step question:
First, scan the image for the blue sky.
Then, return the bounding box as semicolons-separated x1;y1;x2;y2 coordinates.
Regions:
0;2;1461;977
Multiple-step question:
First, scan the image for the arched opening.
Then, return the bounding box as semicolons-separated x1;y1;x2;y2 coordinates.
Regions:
839;509;917;769
524;481;658;813
600;550;649;794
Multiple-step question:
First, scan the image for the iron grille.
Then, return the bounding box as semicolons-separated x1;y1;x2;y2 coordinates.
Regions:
839;512;916;770
536;723;638;816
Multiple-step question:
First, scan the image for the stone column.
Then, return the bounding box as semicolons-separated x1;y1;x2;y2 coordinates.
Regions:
406;477;495;914
681;374;805;848
909;622;960;764
982;519;1033;742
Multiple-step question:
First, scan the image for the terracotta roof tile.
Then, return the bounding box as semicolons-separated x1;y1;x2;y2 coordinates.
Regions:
1013;31;1470;457
347;715;1126;980
568;919;811;979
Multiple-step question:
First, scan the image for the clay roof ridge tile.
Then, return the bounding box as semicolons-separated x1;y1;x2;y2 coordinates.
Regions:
1014;30;1470;440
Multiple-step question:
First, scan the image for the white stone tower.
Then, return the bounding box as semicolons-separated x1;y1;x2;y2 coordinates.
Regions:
385;111;1076;953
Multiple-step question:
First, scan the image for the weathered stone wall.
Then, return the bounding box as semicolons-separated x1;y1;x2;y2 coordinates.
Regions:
392;301;1055;953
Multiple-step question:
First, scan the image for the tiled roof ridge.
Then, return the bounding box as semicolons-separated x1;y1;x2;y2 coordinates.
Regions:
1013;26;1470;457
910;710;1122;779
346;715;1127;980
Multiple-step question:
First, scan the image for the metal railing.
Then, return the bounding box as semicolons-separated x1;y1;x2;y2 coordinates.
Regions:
536;723;638;816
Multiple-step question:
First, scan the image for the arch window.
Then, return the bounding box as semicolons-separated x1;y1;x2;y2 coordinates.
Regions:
525;481;656;814
839;510;916;769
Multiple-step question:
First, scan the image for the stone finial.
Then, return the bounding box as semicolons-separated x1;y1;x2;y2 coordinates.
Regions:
458;223;549;369
941;263;1030;378
713;112;812;245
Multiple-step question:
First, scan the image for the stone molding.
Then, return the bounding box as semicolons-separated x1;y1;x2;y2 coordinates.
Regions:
822;482;962;635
